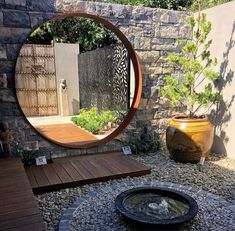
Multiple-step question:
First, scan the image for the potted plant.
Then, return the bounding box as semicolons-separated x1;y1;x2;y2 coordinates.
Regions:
161;10;222;162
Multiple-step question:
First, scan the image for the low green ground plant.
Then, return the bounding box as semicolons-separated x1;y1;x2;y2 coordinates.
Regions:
71;107;118;134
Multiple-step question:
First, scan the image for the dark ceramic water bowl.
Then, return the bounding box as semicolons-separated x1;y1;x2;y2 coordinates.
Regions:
115;187;198;226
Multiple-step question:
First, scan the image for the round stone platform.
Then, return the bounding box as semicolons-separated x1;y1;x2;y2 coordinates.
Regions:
59;179;234;231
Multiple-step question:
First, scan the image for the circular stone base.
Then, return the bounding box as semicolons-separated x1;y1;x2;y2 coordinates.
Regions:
59;180;234;231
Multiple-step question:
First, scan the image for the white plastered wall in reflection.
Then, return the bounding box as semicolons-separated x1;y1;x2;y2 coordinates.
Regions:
54;43;80;116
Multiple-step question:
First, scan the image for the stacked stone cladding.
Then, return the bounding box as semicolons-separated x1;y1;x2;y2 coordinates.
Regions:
0;0;191;157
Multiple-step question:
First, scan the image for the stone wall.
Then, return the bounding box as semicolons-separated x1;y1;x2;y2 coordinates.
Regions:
0;0;191;157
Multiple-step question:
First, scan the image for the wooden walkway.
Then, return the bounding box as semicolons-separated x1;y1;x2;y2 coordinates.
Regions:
35;123;98;145
0;158;44;231
26;152;151;194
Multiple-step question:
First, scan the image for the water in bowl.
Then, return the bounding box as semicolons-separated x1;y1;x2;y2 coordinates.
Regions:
123;192;189;221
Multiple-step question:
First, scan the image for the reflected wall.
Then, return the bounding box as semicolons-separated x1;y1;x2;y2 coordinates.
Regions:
15;14;141;148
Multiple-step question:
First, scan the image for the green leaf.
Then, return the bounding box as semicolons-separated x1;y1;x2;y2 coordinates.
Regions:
160;11;222;116
204;69;219;81
188;16;196;29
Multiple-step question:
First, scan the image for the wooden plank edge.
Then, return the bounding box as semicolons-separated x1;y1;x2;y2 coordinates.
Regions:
32;167;151;194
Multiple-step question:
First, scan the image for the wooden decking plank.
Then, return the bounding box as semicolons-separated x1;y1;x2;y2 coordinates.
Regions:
0;190;33;198
0;184;32;194
0;207;39;222
51;163;72;183
35;123;98;145
4;222;44;231
42;164;62;185
25;167;38;188
120;155;149;170
0;193;36;206
0;158;44;231
71;160;94;179
0;200;38;214
98;157;122;175
62;162;83;181
26;152;150;194
0;179;31;188
92;157;118;175
0;214;42;230
31;166;50;187
79;158;112;178
108;155;134;173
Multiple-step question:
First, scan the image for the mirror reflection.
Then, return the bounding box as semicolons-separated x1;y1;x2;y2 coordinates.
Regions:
15;16;136;147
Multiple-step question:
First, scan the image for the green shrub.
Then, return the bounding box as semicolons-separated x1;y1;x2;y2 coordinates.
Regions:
85;120;102;134
71;107;118;134
106;0;232;11
101;110;118;124
106;0;193;10
16;147;37;166
129;136;162;154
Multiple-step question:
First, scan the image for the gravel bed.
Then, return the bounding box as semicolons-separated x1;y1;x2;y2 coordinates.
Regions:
36;151;235;231
66;180;234;231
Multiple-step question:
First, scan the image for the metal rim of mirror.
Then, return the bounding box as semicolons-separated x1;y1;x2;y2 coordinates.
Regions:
15;12;142;149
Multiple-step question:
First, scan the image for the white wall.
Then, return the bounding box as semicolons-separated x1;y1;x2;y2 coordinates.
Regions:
54;43;80;116
130;60;135;107
198;1;235;159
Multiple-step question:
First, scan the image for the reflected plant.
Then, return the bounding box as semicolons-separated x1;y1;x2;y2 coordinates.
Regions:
71;107;119;134
27;17;118;52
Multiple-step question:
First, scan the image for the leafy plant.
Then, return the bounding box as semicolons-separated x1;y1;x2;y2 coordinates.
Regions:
189;0;231;12
106;0;193;10
106;0;231;11
16;147;37;166
27;17;118;53
161;9;222;118
101;110;117;124
71;107;118;134
128;127;162;154
129;136;162;154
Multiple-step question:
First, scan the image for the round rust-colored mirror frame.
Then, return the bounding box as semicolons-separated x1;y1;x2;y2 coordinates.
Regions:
15;12;142;149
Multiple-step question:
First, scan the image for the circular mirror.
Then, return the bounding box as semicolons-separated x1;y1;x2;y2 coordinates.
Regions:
15;13;142;148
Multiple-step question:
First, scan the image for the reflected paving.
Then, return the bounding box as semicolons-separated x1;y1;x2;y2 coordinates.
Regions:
59;179;234;231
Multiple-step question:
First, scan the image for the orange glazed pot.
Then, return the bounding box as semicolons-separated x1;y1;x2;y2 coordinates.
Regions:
166;115;214;162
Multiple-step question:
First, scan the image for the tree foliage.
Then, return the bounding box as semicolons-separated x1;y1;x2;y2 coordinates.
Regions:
27;17;118;52
106;0;193;10
189;0;231;11
161;12;222;117
106;0;232;11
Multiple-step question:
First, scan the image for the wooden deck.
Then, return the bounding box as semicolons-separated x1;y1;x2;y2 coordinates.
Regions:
26;152;151;194
0;158;44;231
35;123;98;145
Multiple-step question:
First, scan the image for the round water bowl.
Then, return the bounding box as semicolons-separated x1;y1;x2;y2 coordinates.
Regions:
115;187;198;226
